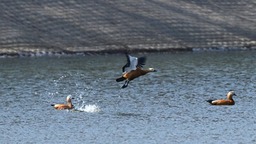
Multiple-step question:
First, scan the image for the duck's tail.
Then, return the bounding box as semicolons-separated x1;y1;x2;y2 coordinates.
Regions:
51;104;55;106
206;100;214;104
116;76;126;82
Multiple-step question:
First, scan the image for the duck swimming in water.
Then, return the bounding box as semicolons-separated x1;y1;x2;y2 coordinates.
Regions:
51;95;74;110
116;54;157;88
206;91;236;105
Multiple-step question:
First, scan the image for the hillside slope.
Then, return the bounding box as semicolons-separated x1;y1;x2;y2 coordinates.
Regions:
0;0;256;55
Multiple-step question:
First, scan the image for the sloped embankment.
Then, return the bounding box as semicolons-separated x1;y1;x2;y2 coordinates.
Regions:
0;0;256;56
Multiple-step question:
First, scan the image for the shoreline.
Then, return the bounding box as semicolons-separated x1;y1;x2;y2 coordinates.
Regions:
1;46;256;58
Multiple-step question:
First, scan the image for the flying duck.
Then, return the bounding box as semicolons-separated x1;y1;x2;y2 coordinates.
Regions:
51;95;74;110
116;54;157;88
206;91;236;105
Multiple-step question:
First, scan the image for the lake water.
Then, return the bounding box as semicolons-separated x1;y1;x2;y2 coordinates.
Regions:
0;51;256;144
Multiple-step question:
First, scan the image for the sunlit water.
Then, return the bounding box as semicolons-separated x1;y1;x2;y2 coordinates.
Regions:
0;51;256;144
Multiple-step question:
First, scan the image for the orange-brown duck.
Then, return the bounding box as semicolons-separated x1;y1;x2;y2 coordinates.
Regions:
51;95;74;110
116;54;156;88
207;91;236;105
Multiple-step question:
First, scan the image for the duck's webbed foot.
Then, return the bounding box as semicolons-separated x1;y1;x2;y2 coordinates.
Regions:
121;80;130;88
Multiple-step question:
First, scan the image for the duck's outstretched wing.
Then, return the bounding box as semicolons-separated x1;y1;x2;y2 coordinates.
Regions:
137;56;146;68
122;54;132;72
122;54;146;72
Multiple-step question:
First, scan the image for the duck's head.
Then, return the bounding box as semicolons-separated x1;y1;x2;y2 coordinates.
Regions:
66;95;74;103
148;68;157;72
227;91;236;99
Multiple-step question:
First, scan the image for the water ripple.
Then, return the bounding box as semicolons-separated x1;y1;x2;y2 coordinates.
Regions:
1;51;256;143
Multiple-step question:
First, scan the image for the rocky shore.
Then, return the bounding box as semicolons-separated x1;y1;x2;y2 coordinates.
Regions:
0;0;256;56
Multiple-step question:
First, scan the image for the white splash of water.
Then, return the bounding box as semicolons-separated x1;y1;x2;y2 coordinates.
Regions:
75;104;101;113
74;94;100;113
72;91;101;113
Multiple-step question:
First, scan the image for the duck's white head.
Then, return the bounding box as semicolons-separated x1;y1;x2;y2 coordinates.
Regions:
148;68;157;72
227;91;236;99
66;95;73;102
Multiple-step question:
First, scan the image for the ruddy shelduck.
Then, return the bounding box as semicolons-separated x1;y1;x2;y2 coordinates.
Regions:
116;54;157;88
51;95;74;110
207;91;236;105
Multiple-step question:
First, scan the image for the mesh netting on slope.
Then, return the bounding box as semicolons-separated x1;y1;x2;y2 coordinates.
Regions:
0;0;256;55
